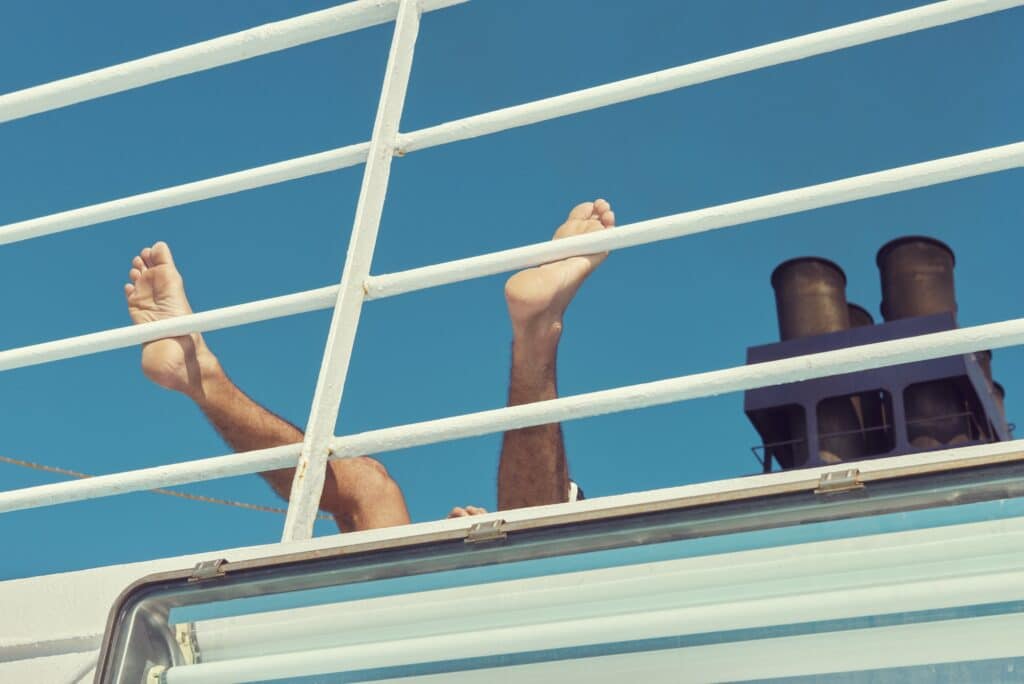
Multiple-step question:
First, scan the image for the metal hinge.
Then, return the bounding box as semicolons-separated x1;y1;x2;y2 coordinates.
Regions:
465;519;507;544
188;558;227;582
815;468;864;495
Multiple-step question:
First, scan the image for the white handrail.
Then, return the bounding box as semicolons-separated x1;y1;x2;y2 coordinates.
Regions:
0;0;468;124
0;144;369;246
3;317;1024;513
396;0;1024;154
2;0;1018;246
0;140;1017;375
282;0;422;542
0;286;339;373
366;141;1024;299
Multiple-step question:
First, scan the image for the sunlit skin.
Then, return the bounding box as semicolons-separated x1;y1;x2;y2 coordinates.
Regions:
124;199;612;528
125;242;410;532
499;199;614;510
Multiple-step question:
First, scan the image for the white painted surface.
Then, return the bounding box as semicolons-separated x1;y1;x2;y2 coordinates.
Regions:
192;533;1024;662
397;0;1024;154
141;516;1024;682
0;651;96;684
0;0;468;124
3;483;1023;680
283;0;422;542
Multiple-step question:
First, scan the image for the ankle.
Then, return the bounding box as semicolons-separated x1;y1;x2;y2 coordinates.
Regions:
511;325;560;377
512;317;563;349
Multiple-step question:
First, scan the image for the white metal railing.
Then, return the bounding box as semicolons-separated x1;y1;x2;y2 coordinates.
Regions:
1;0;1022;540
1;0;1017;246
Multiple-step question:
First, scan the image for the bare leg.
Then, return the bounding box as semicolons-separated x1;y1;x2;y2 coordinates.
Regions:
498;200;615;510
124;242;410;532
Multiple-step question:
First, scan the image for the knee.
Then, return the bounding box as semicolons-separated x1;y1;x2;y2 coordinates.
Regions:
326;456;402;508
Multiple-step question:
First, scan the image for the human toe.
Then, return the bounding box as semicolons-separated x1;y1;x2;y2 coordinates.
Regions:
568;201;595;221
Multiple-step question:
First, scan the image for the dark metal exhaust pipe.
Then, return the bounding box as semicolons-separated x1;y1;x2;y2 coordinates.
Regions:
846;303;890;455
847;303;874;329
771;257;850;340
877;236;957;321
876;236;967;448
771;258;864;463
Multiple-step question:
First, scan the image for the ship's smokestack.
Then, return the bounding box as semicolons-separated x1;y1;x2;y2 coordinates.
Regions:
847;303;874;328
771;258;850;340
876;236;967;447
846;303;889;454
771;258;864;463
877;236;957;321
749;236;1010;472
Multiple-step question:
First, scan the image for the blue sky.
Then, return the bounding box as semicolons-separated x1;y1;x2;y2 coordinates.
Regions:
0;0;1021;579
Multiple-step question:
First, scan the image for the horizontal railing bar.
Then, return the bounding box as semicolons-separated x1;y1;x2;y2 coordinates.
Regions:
0;445;301;513
2;1;1019;247
366;141;1024;299
0;144;369;246
0;286;338;373
396;0;1024;154
1;141;1019;373
3;316;1024;513
0;0;468;124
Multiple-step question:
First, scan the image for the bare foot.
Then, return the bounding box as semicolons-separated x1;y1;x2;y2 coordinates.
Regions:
447;505;488;519
125;242;215;399
505;199;615;339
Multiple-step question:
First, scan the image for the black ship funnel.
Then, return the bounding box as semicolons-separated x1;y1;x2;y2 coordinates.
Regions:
770;258;864;464
876;236;966;447
771;258;850;340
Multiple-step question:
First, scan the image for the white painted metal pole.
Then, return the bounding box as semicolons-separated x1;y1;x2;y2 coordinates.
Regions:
0;1;1015;247
396;0;1024;154
366;141;1024;299
280;0;423;542
0;144;369;245
0;286;338;373
0;0;468;124
4;319;1024;514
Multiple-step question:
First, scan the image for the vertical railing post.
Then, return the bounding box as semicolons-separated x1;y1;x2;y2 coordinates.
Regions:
281;0;422;541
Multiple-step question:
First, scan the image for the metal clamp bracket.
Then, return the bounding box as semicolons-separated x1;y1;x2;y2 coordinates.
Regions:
188;558;227;583
465;519;507;544
815;468;864;495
